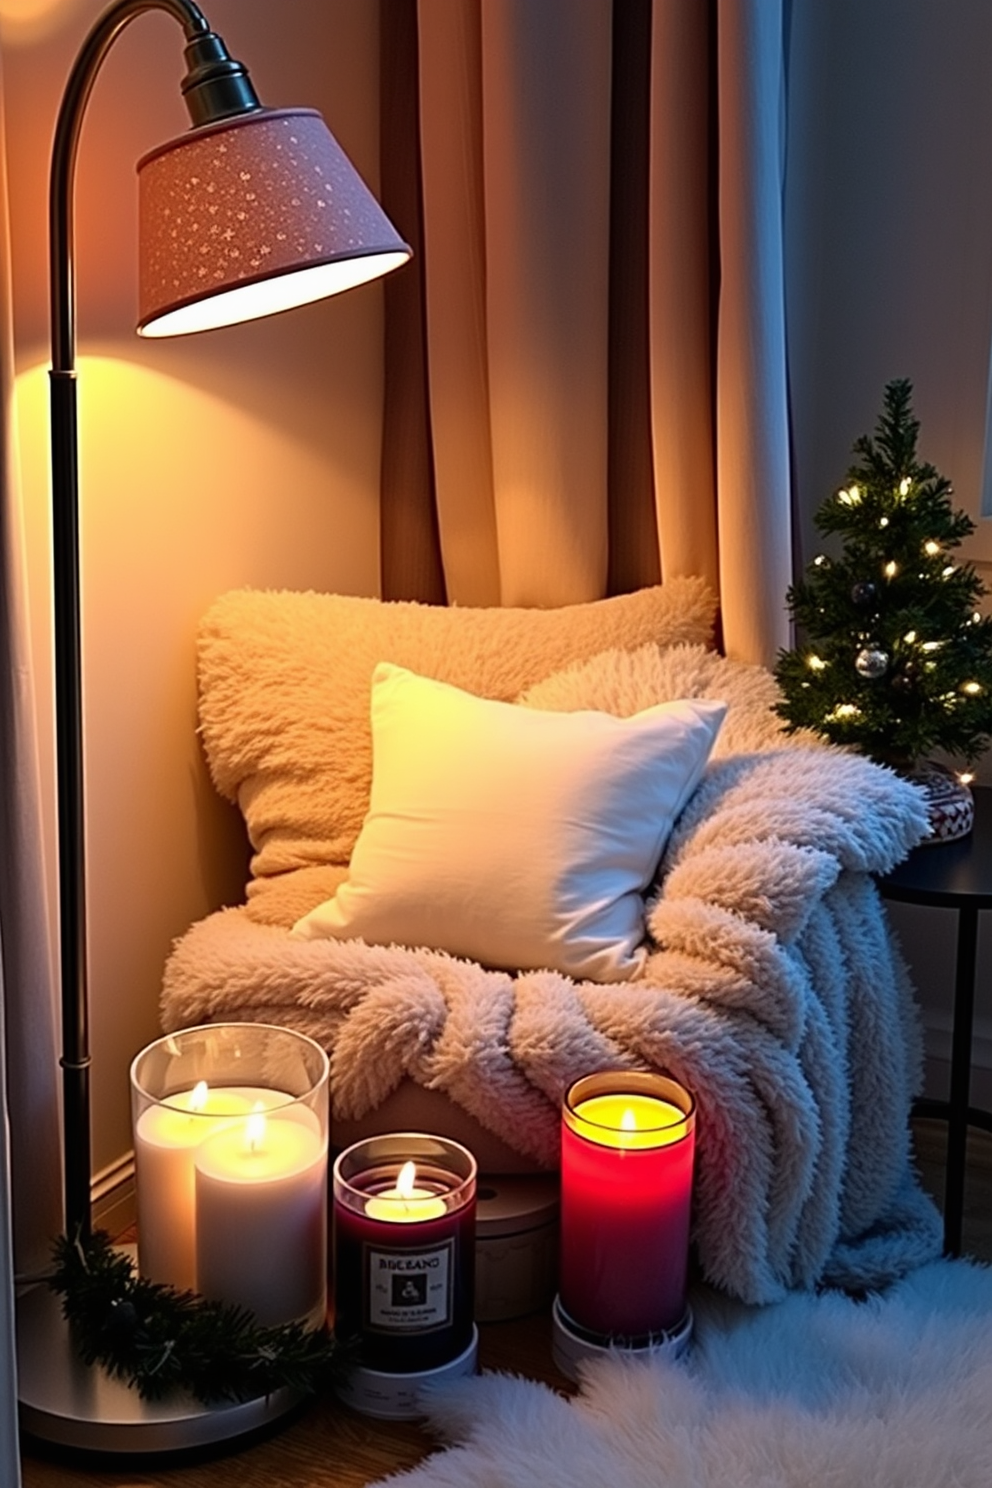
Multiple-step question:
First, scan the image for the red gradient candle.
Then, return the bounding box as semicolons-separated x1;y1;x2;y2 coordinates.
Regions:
332;1134;476;1374
559;1071;696;1340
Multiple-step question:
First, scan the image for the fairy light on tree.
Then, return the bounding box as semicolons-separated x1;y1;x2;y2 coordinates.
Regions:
775;380;992;796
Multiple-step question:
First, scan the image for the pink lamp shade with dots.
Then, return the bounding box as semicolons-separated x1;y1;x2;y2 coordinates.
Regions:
137;107;410;336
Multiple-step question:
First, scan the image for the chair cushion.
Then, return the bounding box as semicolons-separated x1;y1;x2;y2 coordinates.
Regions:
197;578;716;919
291;663;725;981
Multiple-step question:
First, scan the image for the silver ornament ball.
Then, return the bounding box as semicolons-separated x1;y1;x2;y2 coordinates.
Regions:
855;646;889;680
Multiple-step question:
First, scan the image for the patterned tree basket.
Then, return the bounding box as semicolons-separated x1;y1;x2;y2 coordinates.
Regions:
906;761;975;845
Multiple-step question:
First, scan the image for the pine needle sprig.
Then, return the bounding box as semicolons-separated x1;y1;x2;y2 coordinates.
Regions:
49;1229;346;1404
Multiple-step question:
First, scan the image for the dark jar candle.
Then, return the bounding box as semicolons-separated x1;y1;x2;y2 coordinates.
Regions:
332;1133;476;1374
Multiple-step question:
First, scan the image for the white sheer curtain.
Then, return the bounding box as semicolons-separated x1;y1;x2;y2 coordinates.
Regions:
383;0;793;667
1;40;61;1484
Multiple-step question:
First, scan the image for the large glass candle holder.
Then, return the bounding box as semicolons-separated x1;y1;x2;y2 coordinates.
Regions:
558;1070;695;1351
333;1133;477;1390
130;1022;329;1329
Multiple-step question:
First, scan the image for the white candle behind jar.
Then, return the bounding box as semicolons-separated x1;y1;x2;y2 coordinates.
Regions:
194;1104;327;1328
132;1081;252;1290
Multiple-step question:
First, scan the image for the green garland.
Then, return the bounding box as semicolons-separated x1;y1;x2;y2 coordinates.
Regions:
49;1229;346;1404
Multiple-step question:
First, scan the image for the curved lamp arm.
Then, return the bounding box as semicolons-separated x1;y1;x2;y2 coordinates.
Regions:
50;0;259;373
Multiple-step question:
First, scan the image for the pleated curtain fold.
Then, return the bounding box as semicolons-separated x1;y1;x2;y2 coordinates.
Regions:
380;0;793;668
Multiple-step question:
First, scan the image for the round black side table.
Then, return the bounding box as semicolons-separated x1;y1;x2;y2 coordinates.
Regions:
878;784;992;1256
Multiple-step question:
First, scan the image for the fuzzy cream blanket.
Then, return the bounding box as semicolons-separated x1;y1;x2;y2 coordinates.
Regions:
162;644;943;1304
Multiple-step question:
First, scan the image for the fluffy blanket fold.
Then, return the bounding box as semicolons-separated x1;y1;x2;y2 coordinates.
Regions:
163;644;943;1303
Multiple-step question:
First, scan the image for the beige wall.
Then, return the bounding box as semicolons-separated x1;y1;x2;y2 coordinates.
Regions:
2;0;387;1175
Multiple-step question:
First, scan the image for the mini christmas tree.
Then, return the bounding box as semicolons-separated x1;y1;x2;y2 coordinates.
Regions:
775;379;992;771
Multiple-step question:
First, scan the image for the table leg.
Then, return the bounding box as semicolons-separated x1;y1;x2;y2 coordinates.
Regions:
945;903;979;1256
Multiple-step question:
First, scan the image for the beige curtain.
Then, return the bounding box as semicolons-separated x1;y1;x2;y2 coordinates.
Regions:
380;0;793;667
0;42;61;1479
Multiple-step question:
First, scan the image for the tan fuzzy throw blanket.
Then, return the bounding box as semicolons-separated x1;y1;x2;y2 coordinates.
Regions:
163;641;943;1304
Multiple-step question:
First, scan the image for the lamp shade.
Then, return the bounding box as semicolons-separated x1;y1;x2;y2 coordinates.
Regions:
137;107;410;336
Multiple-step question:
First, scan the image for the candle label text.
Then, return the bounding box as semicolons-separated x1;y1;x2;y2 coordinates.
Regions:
364;1240;454;1332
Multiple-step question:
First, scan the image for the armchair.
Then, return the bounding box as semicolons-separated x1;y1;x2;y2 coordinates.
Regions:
162;579;943;1304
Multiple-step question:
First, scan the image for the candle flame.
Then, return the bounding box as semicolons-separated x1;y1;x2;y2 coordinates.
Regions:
189;1080;209;1113
245;1107;267;1152
396;1161;418;1199
620;1108;637;1132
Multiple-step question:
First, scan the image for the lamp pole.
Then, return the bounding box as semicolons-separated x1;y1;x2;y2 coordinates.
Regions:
49;0;265;1247
19;0;409;1449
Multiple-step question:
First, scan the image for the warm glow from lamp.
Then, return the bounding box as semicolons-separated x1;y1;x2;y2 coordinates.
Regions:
0;0;68;43
140;254;410;336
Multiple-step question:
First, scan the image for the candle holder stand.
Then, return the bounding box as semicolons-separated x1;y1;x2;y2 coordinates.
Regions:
334;1330;479;1420
333;1133;479;1419
551;1294;693;1382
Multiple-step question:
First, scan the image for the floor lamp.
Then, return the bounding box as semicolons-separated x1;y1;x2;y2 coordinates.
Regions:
16;0;410;1453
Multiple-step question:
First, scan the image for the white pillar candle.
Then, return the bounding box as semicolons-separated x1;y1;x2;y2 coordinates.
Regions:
133;1082;252;1290
194;1109;327;1328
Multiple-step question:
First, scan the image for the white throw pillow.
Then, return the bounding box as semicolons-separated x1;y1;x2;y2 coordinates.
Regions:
291;664;726;982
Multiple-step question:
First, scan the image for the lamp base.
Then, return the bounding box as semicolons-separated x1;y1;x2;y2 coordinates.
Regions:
16;1272;305;1454
551;1295;693;1383
334;1326;479;1419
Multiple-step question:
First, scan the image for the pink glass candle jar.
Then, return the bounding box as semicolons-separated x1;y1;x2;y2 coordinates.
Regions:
130;1022;329;1329
332;1133;476;1375
559;1070;695;1341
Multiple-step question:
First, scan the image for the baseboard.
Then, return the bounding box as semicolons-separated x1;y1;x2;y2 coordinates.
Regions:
91;1151;135;1238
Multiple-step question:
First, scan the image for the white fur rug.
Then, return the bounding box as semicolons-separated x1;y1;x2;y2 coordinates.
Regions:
373;1261;992;1488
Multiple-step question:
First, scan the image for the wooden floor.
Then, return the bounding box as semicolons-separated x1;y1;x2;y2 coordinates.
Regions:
20;1118;992;1488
